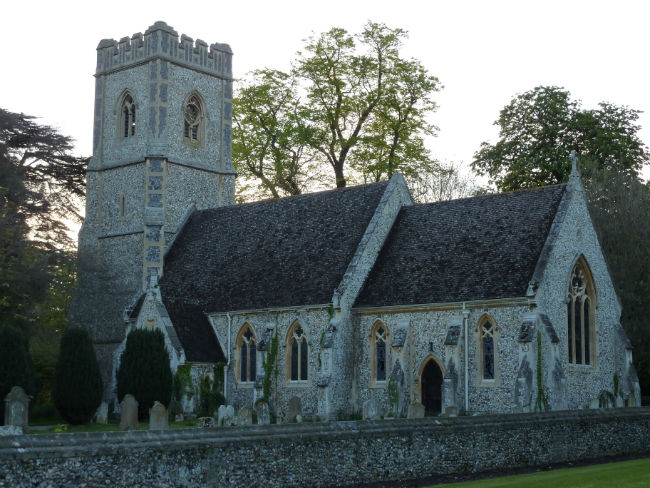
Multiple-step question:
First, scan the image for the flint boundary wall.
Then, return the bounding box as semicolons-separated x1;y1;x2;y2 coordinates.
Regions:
1;408;648;487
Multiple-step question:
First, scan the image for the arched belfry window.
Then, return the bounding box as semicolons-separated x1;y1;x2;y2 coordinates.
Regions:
477;315;497;381
183;93;204;144
370;321;389;384
568;258;596;365
120;94;136;138
287;322;308;382
237;324;256;383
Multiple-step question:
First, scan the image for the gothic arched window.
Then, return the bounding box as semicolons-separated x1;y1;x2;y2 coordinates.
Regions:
120;94;136;138
370;321;389;384
568;258;596;365
478;316;497;381
183;94;203;143
237;324;256;383
287;322;308;382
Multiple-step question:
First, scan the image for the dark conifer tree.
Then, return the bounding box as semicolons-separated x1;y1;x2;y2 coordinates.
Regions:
52;327;102;424
117;329;173;419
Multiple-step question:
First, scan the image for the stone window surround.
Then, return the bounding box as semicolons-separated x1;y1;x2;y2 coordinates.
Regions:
116;90;137;140
285;320;310;387
567;255;597;367
235;323;257;386
475;314;501;387
182;91;206;148
368;320;390;388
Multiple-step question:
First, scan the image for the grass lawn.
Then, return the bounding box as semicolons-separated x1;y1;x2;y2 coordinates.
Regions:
25;418;198;434
429;458;649;488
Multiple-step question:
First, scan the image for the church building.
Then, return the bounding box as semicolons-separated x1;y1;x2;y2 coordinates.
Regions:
70;22;640;421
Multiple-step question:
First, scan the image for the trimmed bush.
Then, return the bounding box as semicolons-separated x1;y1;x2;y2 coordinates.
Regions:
117;329;172;419
52;327;103;424
0;325;38;424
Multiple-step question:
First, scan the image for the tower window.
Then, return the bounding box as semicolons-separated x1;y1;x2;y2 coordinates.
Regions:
183;94;203;144
121;94;136;138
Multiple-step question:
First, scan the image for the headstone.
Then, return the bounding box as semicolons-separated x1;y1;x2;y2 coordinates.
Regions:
238;406;253;426
288;396;302;421
4;386;30;428
94;402;108;424
256;402;270;425
407;402;425;419
217;404;235;426
198;417;214;428
295;414;302;423
0;425;23;436
148;401;169;430
119;394;139;431
362;399;380;420
175;413;184;422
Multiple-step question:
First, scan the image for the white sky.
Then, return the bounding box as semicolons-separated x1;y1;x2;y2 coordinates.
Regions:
2;0;649;182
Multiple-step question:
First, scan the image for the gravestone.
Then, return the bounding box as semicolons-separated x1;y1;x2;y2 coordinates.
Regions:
94;402;108;424
362;399;380;420
119;394;139;431
256;402;270;425
407;402;425;419
238;406;253;426
198;417;214;428
4;386;29;428
444;405;458;417
218;404;235;426
288;396;302;421
148;401;169;430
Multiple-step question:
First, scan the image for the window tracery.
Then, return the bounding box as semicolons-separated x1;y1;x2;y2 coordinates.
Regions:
120;94;136;138
237;324;256;383
568;258;595;365
183;94;203;143
287;322;308;382
479;317;496;380
370;321;389;384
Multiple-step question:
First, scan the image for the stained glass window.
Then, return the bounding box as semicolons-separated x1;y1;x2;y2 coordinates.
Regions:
568;259;595;365
289;324;308;381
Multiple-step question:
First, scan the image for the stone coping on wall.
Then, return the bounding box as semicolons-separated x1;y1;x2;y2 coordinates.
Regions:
2;407;648;460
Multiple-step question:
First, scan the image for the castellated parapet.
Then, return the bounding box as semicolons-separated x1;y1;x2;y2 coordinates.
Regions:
96;21;232;79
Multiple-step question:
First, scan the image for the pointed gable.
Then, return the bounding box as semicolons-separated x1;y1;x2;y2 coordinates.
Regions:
355;184;566;307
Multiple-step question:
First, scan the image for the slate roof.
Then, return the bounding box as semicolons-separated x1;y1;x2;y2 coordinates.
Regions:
159;182;389;359
356;184;566;307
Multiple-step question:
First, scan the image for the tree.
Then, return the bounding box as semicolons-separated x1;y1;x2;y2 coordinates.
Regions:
0;325;37;424
0;108;86;249
472;86;649;191
233;23;441;197
117;329;173;419
52;327;102;424
233;69;318;200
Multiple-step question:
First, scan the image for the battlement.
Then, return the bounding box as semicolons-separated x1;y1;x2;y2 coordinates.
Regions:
96;21;232;78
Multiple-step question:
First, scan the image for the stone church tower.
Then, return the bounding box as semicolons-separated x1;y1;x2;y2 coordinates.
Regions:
70;21;235;396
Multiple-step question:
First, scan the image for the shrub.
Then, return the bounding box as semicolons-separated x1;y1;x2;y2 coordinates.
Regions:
0;325;38;424
52;327;103;424
199;373;225;417
117;329;172;419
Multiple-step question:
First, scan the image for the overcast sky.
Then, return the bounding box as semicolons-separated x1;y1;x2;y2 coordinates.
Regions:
2;0;649;181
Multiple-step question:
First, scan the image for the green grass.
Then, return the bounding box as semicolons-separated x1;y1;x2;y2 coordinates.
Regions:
429;458;649;488
25;418;198;434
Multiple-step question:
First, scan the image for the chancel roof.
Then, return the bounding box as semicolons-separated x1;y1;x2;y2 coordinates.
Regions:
355;184;566;307
159;181;389;359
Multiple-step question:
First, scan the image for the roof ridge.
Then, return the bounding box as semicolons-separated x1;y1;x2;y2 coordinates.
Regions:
410;183;567;209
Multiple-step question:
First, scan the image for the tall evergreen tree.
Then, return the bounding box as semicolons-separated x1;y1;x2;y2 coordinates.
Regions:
0;325;37;424
117;329;173;419
52;327;102;424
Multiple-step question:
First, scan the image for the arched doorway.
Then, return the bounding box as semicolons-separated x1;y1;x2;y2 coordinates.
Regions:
420;358;443;416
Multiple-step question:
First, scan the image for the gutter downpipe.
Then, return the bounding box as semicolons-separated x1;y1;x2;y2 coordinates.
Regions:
226;312;231;402
463;302;469;412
